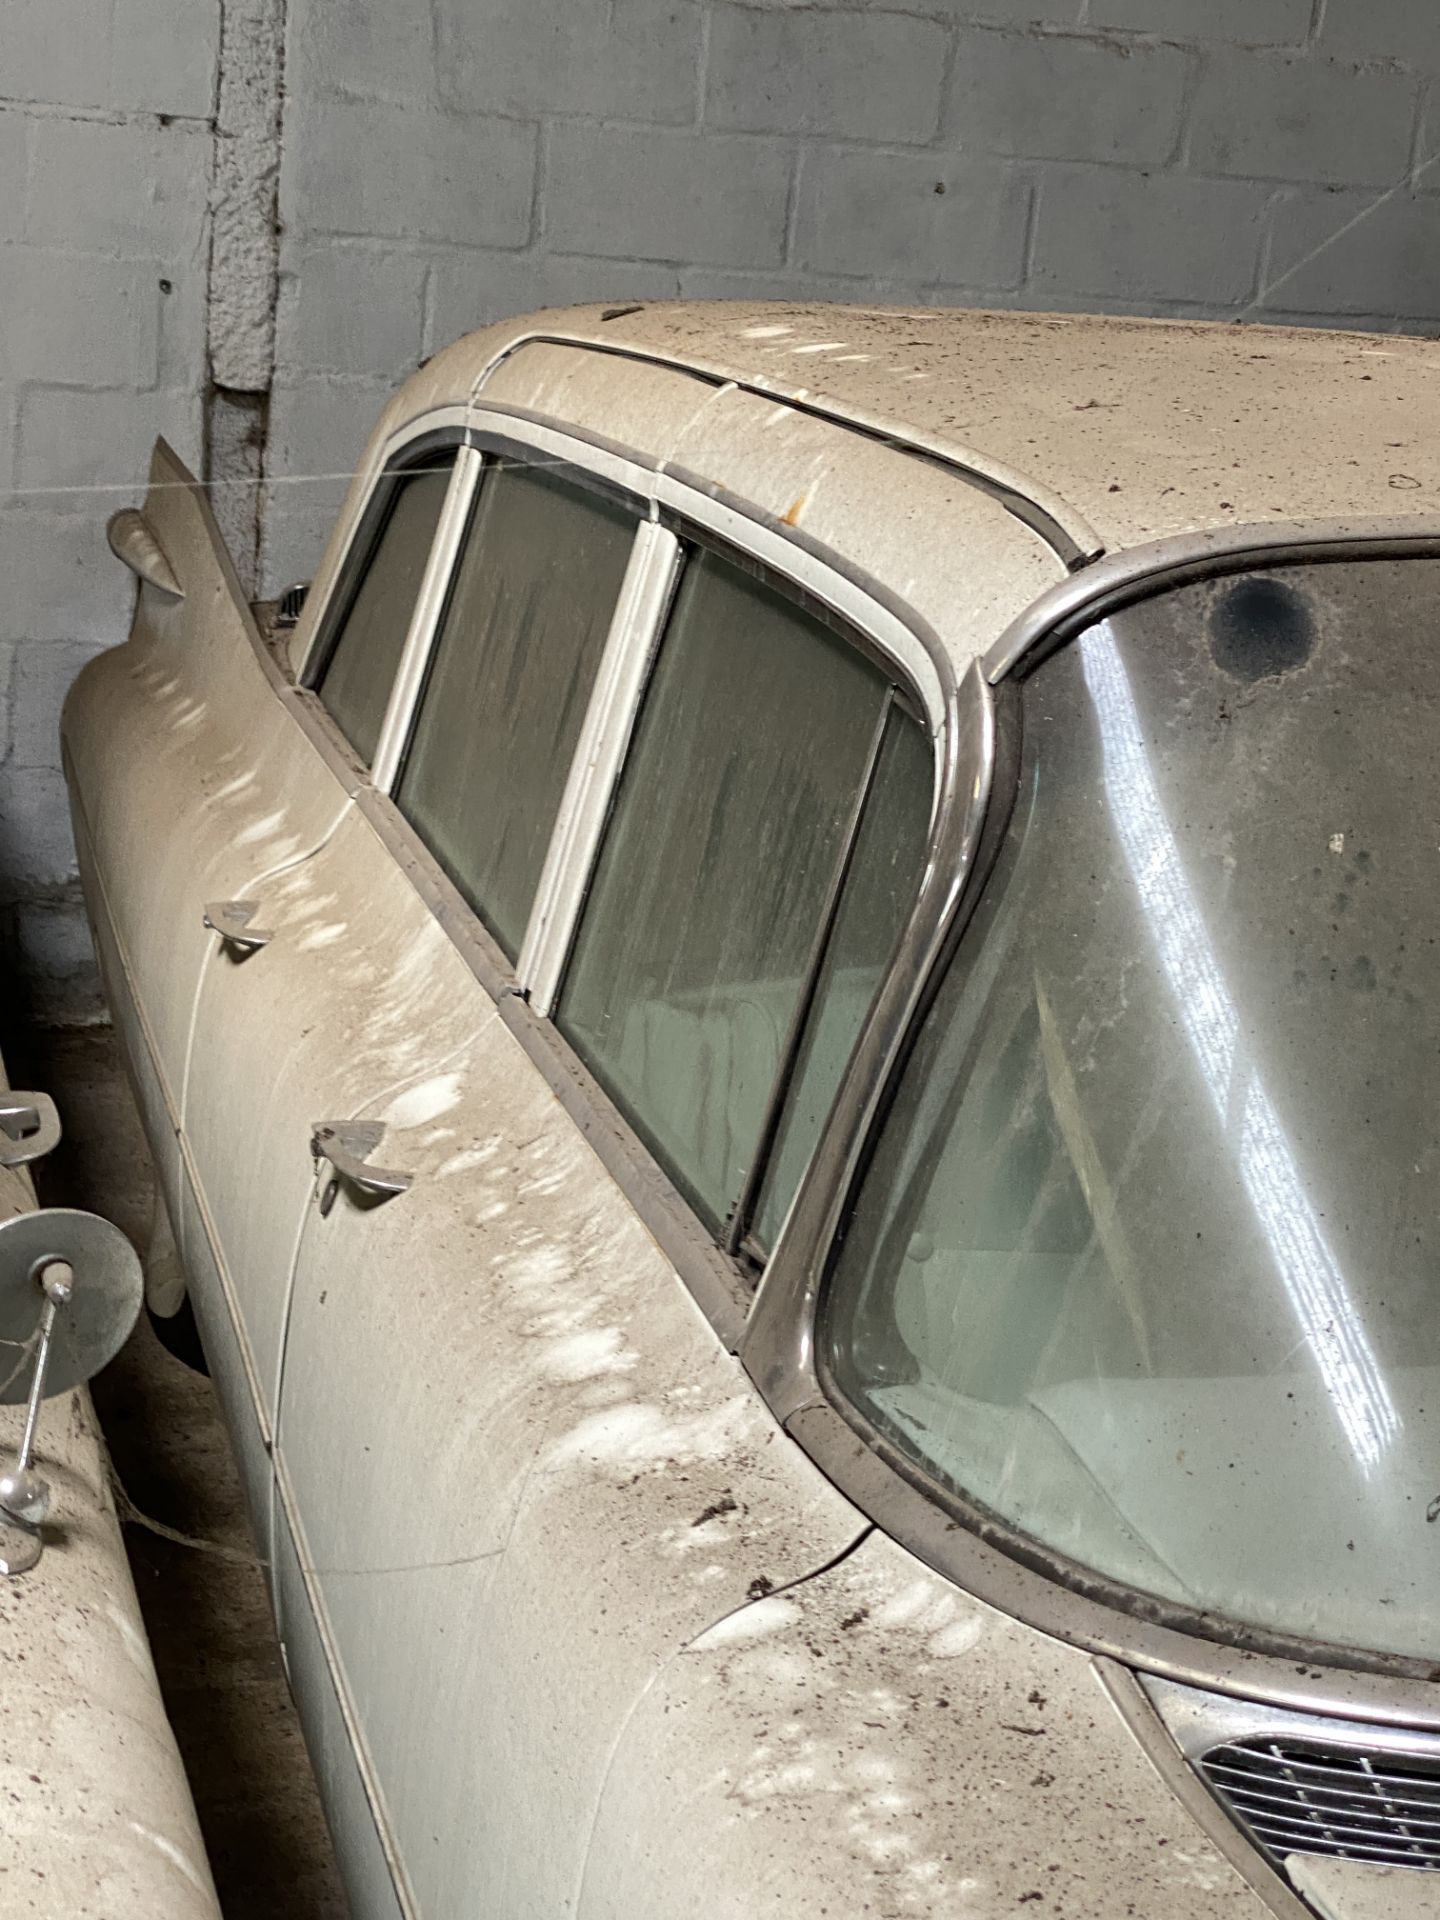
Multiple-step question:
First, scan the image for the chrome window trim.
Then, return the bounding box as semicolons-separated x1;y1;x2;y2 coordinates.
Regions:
259;405;961;1354
471;327;1104;570
370;447;483;794
519;519;682;1017
741;526;1440;1731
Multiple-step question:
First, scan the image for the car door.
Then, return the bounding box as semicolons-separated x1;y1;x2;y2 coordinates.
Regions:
177;442;475;1537
273;428;941;1916
62;440;356;1230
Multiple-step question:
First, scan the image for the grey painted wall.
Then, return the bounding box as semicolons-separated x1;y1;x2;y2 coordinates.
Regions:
2;0;1439;1014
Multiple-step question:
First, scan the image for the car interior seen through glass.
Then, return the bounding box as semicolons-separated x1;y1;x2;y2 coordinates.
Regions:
395;460;637;961
824;558;1440;1664
557;546;931;1252
314;456;456;766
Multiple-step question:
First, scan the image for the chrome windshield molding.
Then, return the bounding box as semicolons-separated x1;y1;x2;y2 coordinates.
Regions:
1097;1663;1314;1920
465;398;662;480
519;520;682;1016
780;1397;1440;1731
740;658;994;1420
471;327;1104;570
370;446;483;795
984;516;1440;684
656;464;951;741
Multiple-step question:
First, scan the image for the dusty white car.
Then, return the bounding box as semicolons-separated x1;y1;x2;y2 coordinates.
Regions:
66;302;1440;1920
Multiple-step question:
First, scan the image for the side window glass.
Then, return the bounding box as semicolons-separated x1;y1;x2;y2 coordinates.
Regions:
750;705;932;1253
556;548;904;1238
396;461;636;961
314;457;455;766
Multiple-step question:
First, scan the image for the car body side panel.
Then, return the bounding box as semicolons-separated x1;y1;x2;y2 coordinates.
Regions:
273;1505;404;1920
181;805;491;1483
277;970;870;1918
578;1526;1276;1919
61;442;354;1130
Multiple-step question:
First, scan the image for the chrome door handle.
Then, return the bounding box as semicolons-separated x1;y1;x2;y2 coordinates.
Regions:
203;900;273;955
106;508;183;599
0;1095;61;1168
310;1122;413;1216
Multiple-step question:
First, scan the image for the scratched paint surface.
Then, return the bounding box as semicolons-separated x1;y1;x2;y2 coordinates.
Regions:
578;1526;1275;1919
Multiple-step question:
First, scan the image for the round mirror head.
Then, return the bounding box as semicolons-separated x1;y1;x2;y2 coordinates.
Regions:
0;1209;143;1403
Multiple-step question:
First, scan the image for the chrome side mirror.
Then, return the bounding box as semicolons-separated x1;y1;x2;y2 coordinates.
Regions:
0;1209;142;1574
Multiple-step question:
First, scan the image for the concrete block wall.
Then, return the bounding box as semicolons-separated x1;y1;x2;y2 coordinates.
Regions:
0;0;218;1017
3;0;1440;1013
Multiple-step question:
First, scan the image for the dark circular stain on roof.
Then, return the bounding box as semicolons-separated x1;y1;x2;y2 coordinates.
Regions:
1208;576;1316;681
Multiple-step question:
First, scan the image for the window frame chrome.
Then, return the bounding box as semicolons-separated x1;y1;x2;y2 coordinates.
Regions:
275;401;960;1346
740;518;1440;1735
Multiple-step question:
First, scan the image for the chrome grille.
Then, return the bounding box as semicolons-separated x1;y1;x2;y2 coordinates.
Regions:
1201;1737;1440;1870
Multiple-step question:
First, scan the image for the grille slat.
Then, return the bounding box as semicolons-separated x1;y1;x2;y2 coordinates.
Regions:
1208;1765;1440;1825
1201;1736;1440;1871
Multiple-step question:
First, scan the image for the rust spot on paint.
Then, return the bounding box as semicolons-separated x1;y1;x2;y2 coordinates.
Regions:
781;496;807;526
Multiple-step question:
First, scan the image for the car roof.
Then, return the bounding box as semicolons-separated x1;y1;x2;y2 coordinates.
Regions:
451;300;1440;559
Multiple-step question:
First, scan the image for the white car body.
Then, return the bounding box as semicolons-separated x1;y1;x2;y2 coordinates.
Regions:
63;302;1440;1919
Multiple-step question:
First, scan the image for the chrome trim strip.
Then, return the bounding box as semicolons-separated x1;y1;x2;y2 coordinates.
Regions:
740;657;991;1414
371;446;483;794
984;515;1440;683
1095;1661;1313;1919
519;520;682;1014
470;327;1104;569
1143;1677;1440;1766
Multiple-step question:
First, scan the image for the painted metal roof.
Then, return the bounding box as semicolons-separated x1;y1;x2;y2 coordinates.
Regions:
446;300;1440;558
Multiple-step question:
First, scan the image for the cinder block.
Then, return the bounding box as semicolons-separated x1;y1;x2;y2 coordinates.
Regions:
947;29;1190;163
1190;53;1419;186
1260;189;1440;321
1320;1;1440;74
1031;166;1273;303
426;253;682;355
0;511;133;644
111;0;220;117
9;894;106;1024
287;103;537;248
1086;0;1310;43
155;257;210;391
281;244;427;378
546;125;792;267
14;387;199;494
0;115;25;244
794;147;1031;288
0;767;82;892
0;251;160;388
287;0;440;106
25;118;210;255
2;0;112;109
437;0;703;124
259;377;395;592
707;6;948;141
9;640;105;770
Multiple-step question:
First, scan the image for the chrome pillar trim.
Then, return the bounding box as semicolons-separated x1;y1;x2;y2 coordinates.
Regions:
519;520;681;1015
740;658;993;1422
370;446;483;795
471;327;1104;569
984;515;1440;684
1096;1663;1313;1920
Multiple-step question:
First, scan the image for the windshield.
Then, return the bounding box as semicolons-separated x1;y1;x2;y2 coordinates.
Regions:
823;557;1440;1663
